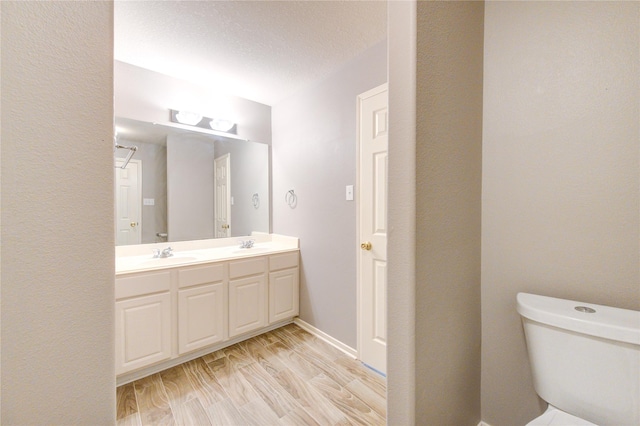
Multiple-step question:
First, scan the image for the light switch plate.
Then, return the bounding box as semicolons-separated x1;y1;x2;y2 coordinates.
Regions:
143;198;155;206
346;185;354;201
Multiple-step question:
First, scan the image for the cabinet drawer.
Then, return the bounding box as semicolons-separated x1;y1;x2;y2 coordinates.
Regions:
229;257;267;279
116;271;171;300
178;263;224;289
269;251;299;271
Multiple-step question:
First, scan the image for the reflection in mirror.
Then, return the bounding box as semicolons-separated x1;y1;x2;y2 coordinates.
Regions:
115;117;270;246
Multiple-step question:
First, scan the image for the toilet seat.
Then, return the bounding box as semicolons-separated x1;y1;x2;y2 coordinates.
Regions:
526;405;598;426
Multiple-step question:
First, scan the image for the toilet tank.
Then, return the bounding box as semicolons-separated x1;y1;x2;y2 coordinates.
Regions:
517;293;640;426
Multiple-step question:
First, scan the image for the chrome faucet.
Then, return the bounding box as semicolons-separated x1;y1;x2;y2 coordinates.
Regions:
238;239;255;249
152;246;173;258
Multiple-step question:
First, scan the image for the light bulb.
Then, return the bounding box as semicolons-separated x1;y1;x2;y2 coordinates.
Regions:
175;111;202;125
209;118;235;132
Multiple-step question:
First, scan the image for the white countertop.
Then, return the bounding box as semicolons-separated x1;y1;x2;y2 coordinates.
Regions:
116;234;299;275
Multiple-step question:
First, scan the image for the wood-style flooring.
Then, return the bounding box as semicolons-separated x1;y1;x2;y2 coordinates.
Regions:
116;323;386;425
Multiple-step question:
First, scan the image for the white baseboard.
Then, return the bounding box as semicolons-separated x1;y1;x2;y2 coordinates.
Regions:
478;422;493;426
293;317;357;358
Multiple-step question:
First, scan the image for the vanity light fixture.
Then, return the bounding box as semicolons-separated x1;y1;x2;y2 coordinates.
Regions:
170;109;237;135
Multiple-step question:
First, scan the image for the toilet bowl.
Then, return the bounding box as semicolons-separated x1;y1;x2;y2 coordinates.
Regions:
517;293;640;426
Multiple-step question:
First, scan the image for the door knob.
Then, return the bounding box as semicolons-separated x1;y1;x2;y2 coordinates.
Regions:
361;241;372;250
130;222;138;228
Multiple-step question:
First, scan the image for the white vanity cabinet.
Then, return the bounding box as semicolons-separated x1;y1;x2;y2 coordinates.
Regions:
115;271;172;376
115;248;299;383
268;252;300;324
228;256;268;338
177;264;226;355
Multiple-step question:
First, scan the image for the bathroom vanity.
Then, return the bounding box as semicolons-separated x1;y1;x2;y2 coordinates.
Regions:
115;234;299;385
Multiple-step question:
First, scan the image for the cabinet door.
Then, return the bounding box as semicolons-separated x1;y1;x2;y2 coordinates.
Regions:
116;292;171;375
178;282;225;354
269;267;299;324
228;274;267;338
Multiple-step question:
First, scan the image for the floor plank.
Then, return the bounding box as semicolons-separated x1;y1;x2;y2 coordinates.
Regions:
172;397;213;425
206;398;248;425
270;326;300;348
160;365;204;424
264;341;324;380
274;367;352;425
133;373;175;425
252;329;281;346
181;358;228;408
345;378;386;418
116;413;142;426
160;365;196;405
292;343;355;386
116;382;139;420
310;374;386;426
239;362;302;418
246;341;290;375
238;397;282;425
208;356;260;407
335;356;387;398
117;324;386;426
201;347;225;364
223;344;254;369
278;406;322;426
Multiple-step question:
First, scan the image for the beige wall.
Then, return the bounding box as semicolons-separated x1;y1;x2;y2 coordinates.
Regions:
415;2;484;424
388;2;484;424
481;2;640;425
1;2;115;423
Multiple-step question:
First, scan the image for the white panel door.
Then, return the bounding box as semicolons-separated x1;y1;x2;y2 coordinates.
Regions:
178;282;225;354
268;267;299;324
115;159;142;245
115;292;171;375
228;274;266;338
214;153;231;238
358;84;388;374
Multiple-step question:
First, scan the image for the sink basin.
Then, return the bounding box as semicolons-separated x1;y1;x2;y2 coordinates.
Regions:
139;256;199;267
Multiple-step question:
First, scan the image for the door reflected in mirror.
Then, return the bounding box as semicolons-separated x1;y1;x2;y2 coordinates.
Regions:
115;117;270;246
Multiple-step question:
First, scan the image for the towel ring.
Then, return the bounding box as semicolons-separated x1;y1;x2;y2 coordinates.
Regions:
285;190;297;209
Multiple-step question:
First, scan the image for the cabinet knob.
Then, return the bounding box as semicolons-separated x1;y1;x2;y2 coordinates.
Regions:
130;222;138;228
360;242;372;250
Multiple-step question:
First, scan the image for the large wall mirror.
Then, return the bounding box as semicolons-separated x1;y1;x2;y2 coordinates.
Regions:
115;117;270;246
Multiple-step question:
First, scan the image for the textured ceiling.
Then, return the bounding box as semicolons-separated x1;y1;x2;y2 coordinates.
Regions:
114;1;387;106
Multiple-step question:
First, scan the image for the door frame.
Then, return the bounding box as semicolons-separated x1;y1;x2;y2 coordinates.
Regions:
356;82;388;369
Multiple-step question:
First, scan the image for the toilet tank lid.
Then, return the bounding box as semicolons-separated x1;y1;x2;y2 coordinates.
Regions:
517;293;640;346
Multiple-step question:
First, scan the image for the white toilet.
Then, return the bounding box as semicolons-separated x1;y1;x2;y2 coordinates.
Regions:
517;292;640;426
